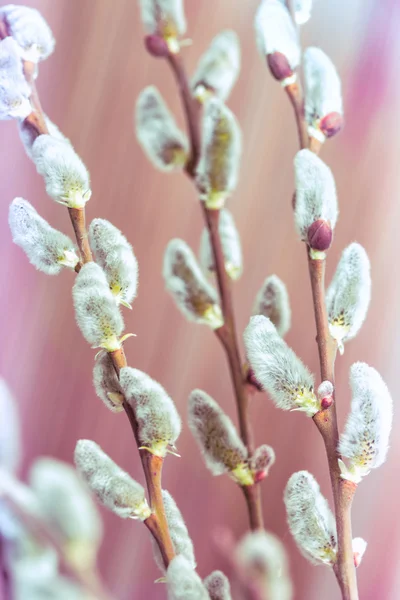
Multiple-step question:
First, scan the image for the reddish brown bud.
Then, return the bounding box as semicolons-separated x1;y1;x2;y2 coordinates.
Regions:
144;35;170;58
321;396;333;410
307;219;333;251
267;52;293;82
319;112;343;138
246;367;263;391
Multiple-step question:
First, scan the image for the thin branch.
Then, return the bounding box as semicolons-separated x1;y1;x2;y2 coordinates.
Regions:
167;52;201;176
308;254;358;600
17;58;176;572
285;82;309;150
166;49;264;531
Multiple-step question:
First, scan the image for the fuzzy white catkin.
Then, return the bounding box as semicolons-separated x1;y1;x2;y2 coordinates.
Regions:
93;352;125;413
191;31;240;102
163;238;223;329
0;379;21;474
255;0;300;70
352;537;367;567
338;363;393;484
31;135;91;208
0;5;55;62
167;555;210;600
203;571;232;600
18;113;71;160
304;47;342;131
284;471;337;566
244;316;319;416
152;490;196;573
250;445;276;481
199;209;243;280
139;0;186;40
196;98;241;209
294;149;338;242
253;275;291;337
136;86;189;171
29;458;103;570
326;243;371;352
0;37;31;120
188;389;250;483
89;219;139;307
72;263;124;351
278;0;313;25
119;367;181;457
236;531;292;600
9;198;79;274
74;440;151;521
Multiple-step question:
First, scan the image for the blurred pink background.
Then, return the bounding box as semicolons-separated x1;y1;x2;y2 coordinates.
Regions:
1;1;400;598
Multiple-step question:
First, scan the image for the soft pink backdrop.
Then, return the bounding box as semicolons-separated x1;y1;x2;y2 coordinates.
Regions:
1;1;400;598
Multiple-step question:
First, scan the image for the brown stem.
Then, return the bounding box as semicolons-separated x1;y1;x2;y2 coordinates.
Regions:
109;349;176;568
285;82;309;150
308;254;358;600
167;52;264;531
203;207;263;530
309;135;323;155
68;208;93;264
167;51;201;176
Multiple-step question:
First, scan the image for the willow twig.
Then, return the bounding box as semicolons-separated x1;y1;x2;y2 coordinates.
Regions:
166;49;263;530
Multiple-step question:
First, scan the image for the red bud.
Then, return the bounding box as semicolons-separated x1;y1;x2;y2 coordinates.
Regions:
321;396;333;410
307;219;333;251
267;52;293;81
320;112;343;138
144;35;170;58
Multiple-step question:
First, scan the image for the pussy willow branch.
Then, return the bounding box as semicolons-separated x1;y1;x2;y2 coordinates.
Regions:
109;347;176;568
166;49;263;530
308;256;358;600
286;72;358;598
17;61;176;570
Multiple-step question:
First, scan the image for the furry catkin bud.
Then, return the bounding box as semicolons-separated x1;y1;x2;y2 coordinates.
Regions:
0;5;55;62
89;219;139;308
73;263;124;351
244;316;318;416
29;458;102;570
255;0;300;84
31;135;91;208
250;445;275;483
352;537;367;568
0;379;21;474
9;198;79;274
236;531;292;600
204;571;232;600
199;209;243;280
253;275;291;337
18;113;71;159
278;0;312;25
139;0;186;53
119;367;181;457
167;555;209;600
153;490;196;572
294;149;337;254
74;439;151;521
284;471;337;566
93;352;125;413
196;98;241;209
304;47;343;141
338;363;393;484
326;243;371;353
136;86;189;171
0;38;31;120
188;389;251;485
191;31;240;102
163;239;223;329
